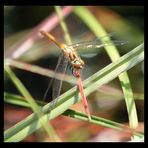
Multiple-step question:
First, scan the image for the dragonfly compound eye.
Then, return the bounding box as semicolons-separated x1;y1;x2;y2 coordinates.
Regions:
71;59;84;69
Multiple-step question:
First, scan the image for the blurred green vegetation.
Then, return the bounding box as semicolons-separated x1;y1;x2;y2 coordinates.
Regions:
4;6;144;142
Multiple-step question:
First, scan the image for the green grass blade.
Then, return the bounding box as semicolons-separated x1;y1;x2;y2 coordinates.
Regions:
4;65;61;142
4;92;143;138
73;6;140;128
54;6;72;45
4;43;144;141
5;59;76;84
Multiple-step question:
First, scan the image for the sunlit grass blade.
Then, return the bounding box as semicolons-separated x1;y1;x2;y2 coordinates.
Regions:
4;92;46;108
4;92;144;139
4;43;144;142
4;65;61;142
74;6;141;129
54;6;72;45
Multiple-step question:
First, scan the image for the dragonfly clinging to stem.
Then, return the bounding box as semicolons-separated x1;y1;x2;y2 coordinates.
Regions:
40;30;126;120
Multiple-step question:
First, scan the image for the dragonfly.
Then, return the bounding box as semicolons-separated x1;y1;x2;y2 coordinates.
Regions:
40;30;126;120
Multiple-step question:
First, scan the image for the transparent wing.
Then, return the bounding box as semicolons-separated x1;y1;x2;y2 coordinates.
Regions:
43;52;68;101
52;52;68;100
69;40;127;51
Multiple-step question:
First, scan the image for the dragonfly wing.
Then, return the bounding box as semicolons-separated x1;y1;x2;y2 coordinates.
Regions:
70;40;127;51
43;52;68;101
52;52;68;100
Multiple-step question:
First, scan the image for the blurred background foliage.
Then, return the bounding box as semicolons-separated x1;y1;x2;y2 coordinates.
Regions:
4;6;144;142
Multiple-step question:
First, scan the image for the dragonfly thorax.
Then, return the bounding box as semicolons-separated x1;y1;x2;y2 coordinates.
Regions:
63;45;75;54
62;45;84;69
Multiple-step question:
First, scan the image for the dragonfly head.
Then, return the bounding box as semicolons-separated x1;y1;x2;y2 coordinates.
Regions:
71;59;84;77
71;58;85;69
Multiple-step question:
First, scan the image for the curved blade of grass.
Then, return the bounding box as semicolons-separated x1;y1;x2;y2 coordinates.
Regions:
4;92;144;138
54;6;72;44
4;65;61;142
5;59;76;85
4;43;144;142
73;6;140;128
4;92;47;108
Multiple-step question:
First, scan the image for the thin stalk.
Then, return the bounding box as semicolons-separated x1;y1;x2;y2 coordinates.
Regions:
74;6;139;129
5;59;76;84
54;6;72;44
4;65;61;142
4;92;143;138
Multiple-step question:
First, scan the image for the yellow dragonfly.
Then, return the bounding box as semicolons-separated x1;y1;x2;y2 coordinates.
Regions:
40;30;126;120
40;30;125;102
